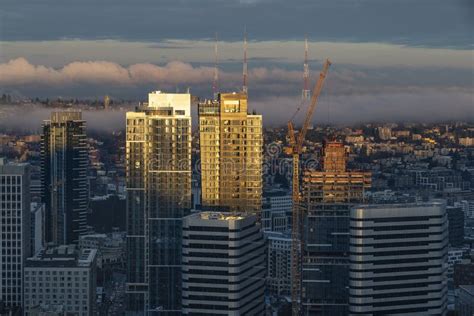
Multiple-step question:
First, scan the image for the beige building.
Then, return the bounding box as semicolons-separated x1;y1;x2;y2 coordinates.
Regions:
198;92;262;216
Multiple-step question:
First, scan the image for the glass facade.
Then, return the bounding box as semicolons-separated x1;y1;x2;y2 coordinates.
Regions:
41;111;88;245
126;92;191;315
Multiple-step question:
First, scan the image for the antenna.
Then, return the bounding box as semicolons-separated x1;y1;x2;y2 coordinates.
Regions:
242;27;248;94
302;35;310;100
213;32;219;99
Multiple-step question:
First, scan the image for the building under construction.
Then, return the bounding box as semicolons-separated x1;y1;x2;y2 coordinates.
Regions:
301;141;371;315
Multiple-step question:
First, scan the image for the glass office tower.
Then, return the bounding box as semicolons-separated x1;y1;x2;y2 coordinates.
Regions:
41;111;88;245
126;91;192;315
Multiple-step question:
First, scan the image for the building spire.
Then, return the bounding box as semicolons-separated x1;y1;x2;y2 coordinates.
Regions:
302;35;310;100
242;27;248;94
213;32;219;99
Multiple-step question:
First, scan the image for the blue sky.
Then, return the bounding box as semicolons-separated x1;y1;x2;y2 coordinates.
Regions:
0;0;472;123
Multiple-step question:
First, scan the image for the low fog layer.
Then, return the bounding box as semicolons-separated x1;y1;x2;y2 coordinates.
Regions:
0;57;472;130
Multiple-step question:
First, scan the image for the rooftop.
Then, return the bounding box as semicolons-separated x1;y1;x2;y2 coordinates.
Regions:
26;244;97;268
199;211;244;221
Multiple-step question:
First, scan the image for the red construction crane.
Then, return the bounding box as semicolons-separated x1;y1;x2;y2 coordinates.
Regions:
288;58;331;316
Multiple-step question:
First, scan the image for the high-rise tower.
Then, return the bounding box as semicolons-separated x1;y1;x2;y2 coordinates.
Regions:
349;202;448;315
182;211;266;315
41;111;88;245
0;160;31;311
301;141;371;314
126;91;192;314
198;92;262;216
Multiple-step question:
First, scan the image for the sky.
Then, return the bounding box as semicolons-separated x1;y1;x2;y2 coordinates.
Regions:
0;0;473;125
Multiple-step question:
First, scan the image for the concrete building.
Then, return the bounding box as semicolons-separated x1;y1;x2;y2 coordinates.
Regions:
266;231;291;298
262;189;292;232
0;160;31;310
377;126;392;140
460;200;474;219
126;91;192;314
78;232;125;268
181;211;266;315
301;141;371;315
455;285;474;316
447;206;464;247
30;202;45;255
41;111;88;244
349;202;448;315
23;245;97;316
454;261;474;287
198;92;263;216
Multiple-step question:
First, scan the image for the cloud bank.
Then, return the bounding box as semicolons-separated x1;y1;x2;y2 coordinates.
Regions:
0;58;472;126
0;58;217;86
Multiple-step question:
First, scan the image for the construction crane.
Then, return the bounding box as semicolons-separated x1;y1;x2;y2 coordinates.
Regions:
288;58;331;316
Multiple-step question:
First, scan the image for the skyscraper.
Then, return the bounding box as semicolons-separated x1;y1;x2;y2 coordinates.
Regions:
0;159;31;311
181;211;266;315
198;92;262;216
349;202;448;315
126;91;192;314
301;141;371;315
41;111;88;245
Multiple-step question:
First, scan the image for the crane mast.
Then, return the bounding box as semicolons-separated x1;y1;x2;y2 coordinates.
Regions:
290;58;331;316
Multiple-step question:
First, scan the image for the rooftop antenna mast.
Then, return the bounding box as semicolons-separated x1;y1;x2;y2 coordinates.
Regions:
242;27;248;94
213;32;219;100
302;35;310;100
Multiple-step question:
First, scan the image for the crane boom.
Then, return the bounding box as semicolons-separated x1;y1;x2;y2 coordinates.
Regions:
290;58;331;316
296;59;331;151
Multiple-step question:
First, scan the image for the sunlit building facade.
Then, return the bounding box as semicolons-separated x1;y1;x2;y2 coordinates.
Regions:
198;92;262;216
126;91;192;315
302;141;371;315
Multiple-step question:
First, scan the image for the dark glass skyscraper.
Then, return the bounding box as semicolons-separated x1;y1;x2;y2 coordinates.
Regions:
126;92;192;315
301;141;371;315
41;111;88;245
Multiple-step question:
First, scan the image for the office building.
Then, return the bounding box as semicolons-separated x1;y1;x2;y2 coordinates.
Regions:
301;141;371;315
349;202;448;315
23;245;97;316
41;111;88;245
126;91;192;314
198;92;262;216
181;211;265;315
262;189;292;232
78;232;125;269
266;231;292;298
456;285;474;316
0;159;31;310
454;261;474;287
447;205;464;247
